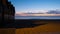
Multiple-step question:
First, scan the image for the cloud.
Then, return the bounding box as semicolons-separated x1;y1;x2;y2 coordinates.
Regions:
30;10;48;13
16;10;48;14
46;10;60;14
15;9;60;16
15;13;60;16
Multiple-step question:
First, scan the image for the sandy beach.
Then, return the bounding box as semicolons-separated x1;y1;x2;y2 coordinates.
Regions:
0;20;60;34
16;20;60;34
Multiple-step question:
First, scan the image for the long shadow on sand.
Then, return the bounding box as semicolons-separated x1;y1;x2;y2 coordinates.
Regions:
1;19;60;28
0;19;48;28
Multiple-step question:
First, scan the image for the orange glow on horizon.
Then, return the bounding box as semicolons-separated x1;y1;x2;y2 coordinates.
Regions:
16;12;60;16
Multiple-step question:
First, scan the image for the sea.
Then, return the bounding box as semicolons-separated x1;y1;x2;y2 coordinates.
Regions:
15;16;60;19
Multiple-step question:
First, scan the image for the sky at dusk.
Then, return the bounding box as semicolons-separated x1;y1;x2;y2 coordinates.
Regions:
9;0;60;13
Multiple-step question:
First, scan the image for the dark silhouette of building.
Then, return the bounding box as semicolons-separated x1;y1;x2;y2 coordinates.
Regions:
0;0;15;19
0;0;15;27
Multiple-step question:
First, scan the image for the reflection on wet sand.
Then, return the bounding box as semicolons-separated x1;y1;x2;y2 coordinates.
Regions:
16;20;60;34
0;20;60;34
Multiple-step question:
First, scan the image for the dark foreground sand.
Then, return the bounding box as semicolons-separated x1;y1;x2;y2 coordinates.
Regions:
16;20;60;34
0;19;60;34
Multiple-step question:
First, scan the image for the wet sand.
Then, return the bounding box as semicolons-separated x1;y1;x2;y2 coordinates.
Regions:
16;20;60;34
0;20;60;34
